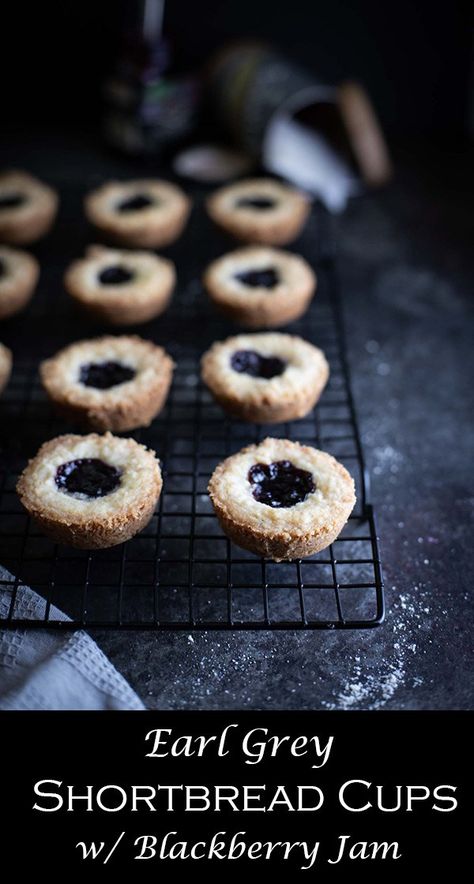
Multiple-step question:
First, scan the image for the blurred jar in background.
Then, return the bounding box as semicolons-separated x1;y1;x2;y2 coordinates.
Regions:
207;43;392;212
103;0;199;157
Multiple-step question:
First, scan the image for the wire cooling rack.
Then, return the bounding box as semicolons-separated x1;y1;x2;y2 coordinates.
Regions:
0;200;384;629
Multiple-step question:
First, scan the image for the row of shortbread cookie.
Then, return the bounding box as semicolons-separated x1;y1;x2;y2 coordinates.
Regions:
35;331;329;431
0;171;315;329
0;170;309;248
0;243;316;329
17;433;355;562
1;328;330;429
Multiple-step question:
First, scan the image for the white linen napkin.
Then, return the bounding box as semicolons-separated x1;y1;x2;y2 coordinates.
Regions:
0;566;144;710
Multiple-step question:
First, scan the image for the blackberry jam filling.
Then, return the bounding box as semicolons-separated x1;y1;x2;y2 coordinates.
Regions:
0;193;26;210
248;460;315;508
236;196;276;211
116;194;154;213
79;360;136;389
55;458;121;498
231;349;286;379
235;267;280;288
98;265;134;285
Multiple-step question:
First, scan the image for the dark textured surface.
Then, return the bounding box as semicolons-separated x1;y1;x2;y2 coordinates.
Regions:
1;132;472;709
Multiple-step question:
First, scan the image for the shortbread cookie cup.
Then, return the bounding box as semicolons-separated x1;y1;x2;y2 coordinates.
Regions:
0;343;12;395
17;433;162;549
64;245;176;325
201;332;329;423
204;246;316;328
40;335;174;432
208;438;355;561
206;178;310;246
84;179;191;248
0;245;40;319
0;170;58;244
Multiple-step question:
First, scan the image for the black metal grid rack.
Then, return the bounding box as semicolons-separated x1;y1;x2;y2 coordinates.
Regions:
0;200;384;630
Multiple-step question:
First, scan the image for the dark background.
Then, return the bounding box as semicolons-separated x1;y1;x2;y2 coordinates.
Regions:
2;0;472;138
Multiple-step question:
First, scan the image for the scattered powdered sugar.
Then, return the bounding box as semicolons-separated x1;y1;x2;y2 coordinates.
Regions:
322;660;405;710
372;444;404;477
365;339;380;354
147;521;444;709
155;581;437;710
322;584;435;710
